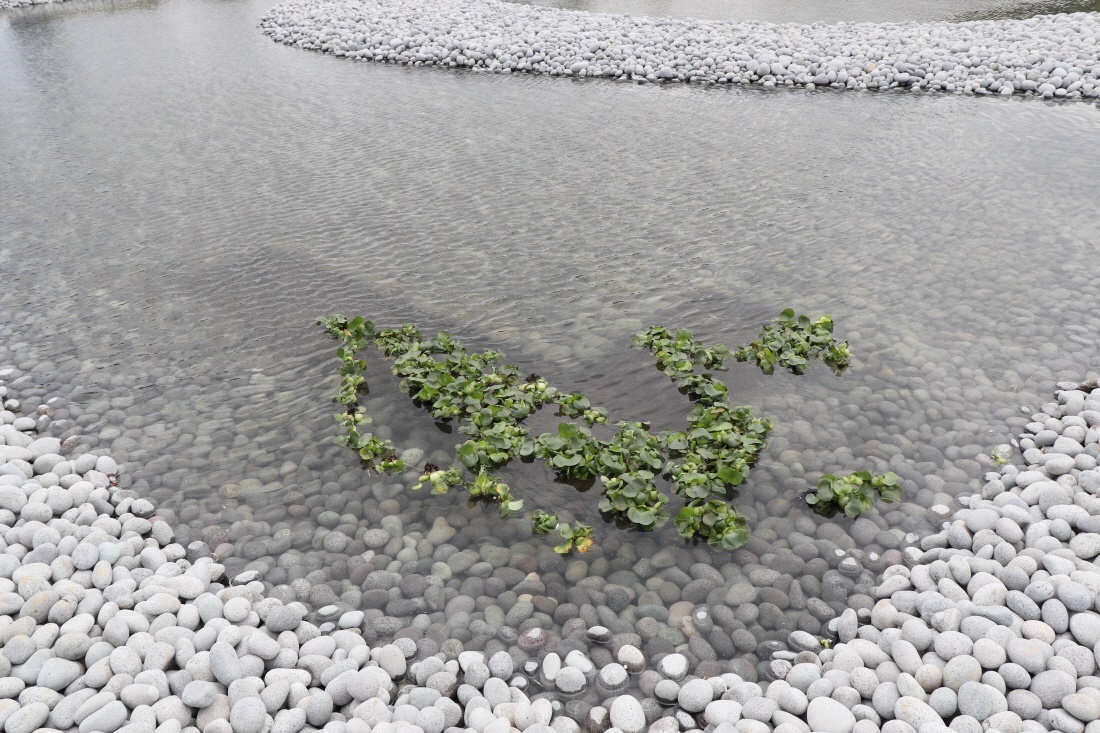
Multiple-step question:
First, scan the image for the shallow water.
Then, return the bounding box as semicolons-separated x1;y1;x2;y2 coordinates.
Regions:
3;0;1100;665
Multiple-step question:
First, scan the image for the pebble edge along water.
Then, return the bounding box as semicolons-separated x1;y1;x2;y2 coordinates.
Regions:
258;0;1100;99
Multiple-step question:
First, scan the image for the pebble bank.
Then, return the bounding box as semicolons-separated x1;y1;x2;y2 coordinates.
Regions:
259;0;1100;99
0;0;65;9
5;359;1100;733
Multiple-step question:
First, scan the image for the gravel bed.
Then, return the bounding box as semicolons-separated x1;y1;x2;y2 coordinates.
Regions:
259;0;1100;99
3;364;1100;733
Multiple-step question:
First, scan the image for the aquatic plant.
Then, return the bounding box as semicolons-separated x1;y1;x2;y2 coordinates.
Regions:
469;468;523;516
415;464;463;494
734;308;850;375
316;315;397;469
531;510;559;536
554;521;594;554
805;470;902;518
318;309;894;552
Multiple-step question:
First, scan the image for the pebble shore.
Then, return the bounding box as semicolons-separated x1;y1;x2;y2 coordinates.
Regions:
0;0;65;8
259;0;1100;99
4;362;1100;733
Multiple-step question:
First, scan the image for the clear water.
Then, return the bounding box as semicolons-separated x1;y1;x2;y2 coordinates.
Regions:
2;0;1100;661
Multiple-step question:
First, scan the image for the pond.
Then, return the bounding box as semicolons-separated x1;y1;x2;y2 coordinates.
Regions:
2;0;1100;688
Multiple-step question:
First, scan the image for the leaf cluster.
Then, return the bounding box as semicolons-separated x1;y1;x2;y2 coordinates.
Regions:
533;422;603;479
673;500;750;550
733;308;850;375
415;465;463;495
317;315;396;470
805;471;901;518
555;522;594;554
531;510;559;535
630;327;768;550
318;310;889;554
557;392;609;425
469;469;523;516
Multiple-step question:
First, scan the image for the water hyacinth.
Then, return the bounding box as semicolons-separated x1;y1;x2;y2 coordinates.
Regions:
318;309;893;550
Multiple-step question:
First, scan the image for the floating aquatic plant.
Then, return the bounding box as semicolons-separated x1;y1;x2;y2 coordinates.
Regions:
734;308;850;375
805;470;901;518
318;309;893;552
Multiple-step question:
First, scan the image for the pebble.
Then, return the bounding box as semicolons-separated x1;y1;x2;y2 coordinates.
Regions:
678;678;714;712
609;695;646;733
807;696;857;733
957;681;1008;720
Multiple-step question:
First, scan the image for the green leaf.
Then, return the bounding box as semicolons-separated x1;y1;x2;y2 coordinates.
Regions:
716;465;743;485
558;423;580;438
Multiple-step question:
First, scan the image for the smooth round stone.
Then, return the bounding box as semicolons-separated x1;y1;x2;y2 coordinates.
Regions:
378;645;407;679
1062;693;1100;722
617;645;645;673
426;672;457;696
658;653;688;681
943;656;982;691
787;663;823;691
679;678;714;712
316;605;341;623
609;695;646;733
1006;639;1048;674
230;696;268;733
416;707;445;733
894;696;943;730
1007;689;1042;719
518;627;548;652
1045;454;1075;475
705;700;744;726
82;700;128;733
265;605;303;633
599;663;629;693
929;688;957;718
587;626;611;644
973;639;1007;669
564;650;594;675
3;702;49;733
789;630;822;653
120;683;161;708
36;658;83;690
1056;581;1092;612
654;679;680;705
957;681;1008;720
488;651;513;679
223;597;251;623
1029;670;1075;707
556;667;587;694
1069;613;1100;647
182;680;220;707
807;696;857;733
338;611;364;629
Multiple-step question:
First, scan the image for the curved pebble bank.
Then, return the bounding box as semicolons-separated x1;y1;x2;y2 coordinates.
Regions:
0;0;66;7
5;362;1100;733
259;0;1100;99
